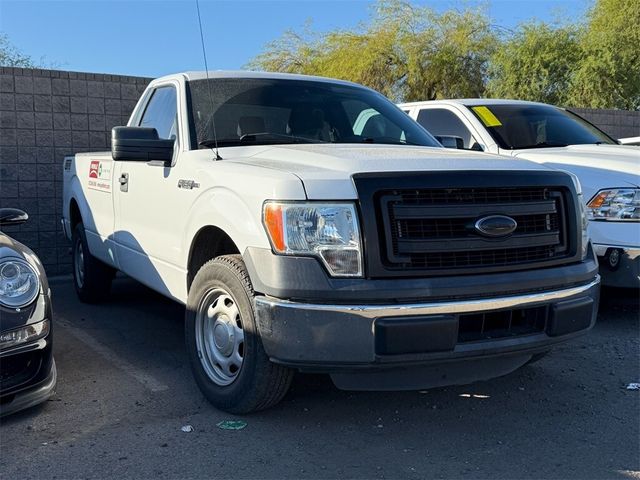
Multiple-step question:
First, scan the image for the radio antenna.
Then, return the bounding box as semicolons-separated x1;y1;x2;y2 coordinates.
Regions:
195;0;221;160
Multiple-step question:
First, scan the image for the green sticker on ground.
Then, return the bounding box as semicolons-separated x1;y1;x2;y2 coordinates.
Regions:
216;420;247;430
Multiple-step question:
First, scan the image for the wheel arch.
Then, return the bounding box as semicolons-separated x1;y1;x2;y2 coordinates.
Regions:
187;225;241;292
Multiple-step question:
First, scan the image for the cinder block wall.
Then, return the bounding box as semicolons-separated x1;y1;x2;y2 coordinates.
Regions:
0;67;150;275
0;67;638;277
572;108;640;140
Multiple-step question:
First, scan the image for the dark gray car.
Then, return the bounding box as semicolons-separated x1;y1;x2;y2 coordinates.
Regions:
0;208;56;416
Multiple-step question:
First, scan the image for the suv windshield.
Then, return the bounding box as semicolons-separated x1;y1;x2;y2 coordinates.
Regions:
188;77;440;149
466;104;616;150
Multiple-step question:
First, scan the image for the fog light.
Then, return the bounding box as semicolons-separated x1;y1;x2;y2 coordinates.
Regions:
0;319;50;351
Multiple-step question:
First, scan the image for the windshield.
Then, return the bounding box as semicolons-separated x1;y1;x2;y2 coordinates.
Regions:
466;104;617;150
187;77;440;148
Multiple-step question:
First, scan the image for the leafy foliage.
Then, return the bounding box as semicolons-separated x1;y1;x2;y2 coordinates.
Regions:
569;0;640;109
249;0;639;109
248;1;497;102
0;33;37;68
486;23;582;105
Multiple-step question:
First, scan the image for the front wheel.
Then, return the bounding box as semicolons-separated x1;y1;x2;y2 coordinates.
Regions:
185;255;293;413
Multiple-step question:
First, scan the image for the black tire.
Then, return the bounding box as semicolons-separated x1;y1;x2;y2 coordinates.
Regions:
72;223;114;303
185;254;293;414
525;350;550;366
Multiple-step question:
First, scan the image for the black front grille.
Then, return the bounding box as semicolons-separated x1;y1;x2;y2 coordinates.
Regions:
397;186;550;204
379;186;570;272
458;305;548;343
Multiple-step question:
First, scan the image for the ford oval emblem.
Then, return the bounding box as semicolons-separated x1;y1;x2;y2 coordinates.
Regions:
474;215;518;237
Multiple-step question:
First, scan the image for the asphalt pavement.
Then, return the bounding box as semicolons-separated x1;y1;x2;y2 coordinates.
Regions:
1;277;638;479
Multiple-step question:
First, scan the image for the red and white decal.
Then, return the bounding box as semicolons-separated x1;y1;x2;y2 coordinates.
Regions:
87;159;112;193
89;160;100;178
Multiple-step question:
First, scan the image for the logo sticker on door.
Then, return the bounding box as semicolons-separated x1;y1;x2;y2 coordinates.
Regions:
88;159;112;192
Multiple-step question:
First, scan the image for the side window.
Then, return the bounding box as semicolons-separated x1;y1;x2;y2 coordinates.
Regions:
417;108;480;150
139;86;178;140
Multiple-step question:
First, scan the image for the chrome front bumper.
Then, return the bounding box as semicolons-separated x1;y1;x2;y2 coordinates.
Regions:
254;276;601;367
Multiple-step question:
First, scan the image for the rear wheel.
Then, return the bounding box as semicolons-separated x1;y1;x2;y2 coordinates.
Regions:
72;223;114;303
185;255;293;413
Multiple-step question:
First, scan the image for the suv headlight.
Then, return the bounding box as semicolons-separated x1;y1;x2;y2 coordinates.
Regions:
263;202;363;277
587;188;640;221
579;195;589;260
0;258;40;308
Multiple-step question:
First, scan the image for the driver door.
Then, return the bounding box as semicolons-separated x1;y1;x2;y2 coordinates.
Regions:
113;82;187;300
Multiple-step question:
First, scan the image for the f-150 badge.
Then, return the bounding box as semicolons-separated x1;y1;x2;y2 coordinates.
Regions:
178;179;200;190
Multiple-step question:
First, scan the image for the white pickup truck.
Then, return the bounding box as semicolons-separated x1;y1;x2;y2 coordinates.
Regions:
63;72;600;413
400;99;640;288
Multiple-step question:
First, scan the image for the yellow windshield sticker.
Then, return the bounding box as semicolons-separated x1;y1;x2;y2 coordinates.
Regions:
472;106;502;127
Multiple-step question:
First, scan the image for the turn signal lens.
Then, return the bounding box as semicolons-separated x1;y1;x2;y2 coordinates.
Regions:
0;319;49;351
263;203;286;252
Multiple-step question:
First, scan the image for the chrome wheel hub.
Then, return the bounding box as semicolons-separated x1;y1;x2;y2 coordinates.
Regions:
195;288;245;386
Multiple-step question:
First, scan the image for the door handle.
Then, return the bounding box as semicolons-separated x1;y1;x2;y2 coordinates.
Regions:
119;173;129;192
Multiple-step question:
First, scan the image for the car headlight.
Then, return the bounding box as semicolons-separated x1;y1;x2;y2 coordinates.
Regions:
0;319;50;351
587;188;640;221
578;195;589;260
263;202;363;277
0;258;40;308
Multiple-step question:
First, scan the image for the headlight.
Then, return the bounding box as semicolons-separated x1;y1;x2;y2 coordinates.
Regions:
0;319;50;351
0;258;40;308
587;188;640;221
263;202;363;277
579;195;589;260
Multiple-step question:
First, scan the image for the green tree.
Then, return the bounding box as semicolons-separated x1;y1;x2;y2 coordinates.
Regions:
0;33;37;67
486;23;582;105
569;0;640;109
248;0;497;102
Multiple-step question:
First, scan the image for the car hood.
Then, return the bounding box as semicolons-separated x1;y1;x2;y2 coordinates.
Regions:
510;144;640;201
228;143;555;199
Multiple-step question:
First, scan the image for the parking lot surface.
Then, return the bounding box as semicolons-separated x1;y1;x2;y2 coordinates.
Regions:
1;278;638;479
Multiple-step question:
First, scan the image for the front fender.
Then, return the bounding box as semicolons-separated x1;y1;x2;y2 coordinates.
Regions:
181;166;306;268
182;186;267;261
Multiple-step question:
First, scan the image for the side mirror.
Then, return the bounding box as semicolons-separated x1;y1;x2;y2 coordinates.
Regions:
0;208;28;226
618;136;640;146
435;135;464;149
112;127;174;163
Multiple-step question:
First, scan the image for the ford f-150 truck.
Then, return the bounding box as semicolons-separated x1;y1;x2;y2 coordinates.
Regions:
400;99;640;288
63;72;600;413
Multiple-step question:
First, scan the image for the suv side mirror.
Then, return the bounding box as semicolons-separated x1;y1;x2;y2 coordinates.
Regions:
0;208;28;226
435;135;464;149
112;127;174;163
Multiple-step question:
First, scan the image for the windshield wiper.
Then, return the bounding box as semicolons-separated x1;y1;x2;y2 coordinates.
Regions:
240;133;327;144
515;141;569;149
361;136;419;146
199;139;242;148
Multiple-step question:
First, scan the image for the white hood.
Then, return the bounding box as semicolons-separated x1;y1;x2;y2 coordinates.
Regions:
228;143;556;199
511;144;640;201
